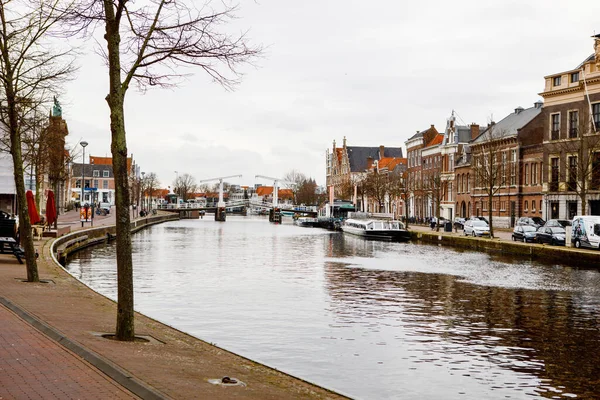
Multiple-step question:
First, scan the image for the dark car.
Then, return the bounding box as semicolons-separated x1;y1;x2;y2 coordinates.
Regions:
544;219;571;228
535;226;566;246
517;216;545;228
453;217;466;230
512;225;537;243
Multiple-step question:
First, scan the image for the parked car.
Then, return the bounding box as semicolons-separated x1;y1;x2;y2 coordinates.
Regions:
453;217;466;230
544;219;571;228
99;202;111;214
464;219;490;237
516;216;545;228
470;216;489;224
535;226;566;246
512;225;537;243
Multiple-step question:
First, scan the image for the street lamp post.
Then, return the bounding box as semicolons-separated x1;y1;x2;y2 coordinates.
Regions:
80;141;88;227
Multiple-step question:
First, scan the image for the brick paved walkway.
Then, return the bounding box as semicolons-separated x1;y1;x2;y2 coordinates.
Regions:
0;304;137;400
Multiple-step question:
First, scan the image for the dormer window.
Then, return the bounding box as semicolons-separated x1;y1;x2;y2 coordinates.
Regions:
571;72;579;83
553;76;561;86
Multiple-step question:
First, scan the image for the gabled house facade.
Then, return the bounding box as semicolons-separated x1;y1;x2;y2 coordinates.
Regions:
405;125;439;220
326;137;403;209
469;103;544;228
439;112;479;222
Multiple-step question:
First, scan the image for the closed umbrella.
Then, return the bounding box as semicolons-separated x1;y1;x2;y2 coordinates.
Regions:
26;190;40;225
46;190;57;226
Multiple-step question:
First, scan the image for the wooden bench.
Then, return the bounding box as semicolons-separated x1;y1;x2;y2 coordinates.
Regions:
0;236;24;264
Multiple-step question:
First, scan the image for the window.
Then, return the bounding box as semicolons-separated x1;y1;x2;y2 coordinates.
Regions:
540;200;542;212
466;173;470;191
502;152;507;183
93;179;99;188
551;113;560;140
524;201;529;212
103;170;109;177
75;179;81;188
525;164;529;185
568;156;577;191
593;103;600;132
532;163;537;184
550;157;559;191
510;150;517;185
93;170;99;177
571;72;579;83
567;110;579;139
103;180;108;189
84;179;90;189
592;152;600;190
532;200;536;212
553;76;561;86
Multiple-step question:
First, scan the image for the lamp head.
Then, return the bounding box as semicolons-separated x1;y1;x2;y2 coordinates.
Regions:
80;141;88;148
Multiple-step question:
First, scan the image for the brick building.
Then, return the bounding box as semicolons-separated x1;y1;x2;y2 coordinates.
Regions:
540;34;600;218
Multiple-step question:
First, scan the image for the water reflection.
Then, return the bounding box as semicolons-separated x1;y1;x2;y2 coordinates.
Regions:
67;218;600;399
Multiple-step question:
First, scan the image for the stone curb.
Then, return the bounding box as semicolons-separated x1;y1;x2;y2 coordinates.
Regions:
0;295;171;400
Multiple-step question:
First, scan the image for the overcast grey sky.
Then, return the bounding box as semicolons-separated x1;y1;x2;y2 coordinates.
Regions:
62;0;600;189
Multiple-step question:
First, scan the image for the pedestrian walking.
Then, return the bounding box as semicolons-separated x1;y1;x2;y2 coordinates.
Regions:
430;216;436;230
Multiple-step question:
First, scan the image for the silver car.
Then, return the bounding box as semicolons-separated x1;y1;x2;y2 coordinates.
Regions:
464;219;490;237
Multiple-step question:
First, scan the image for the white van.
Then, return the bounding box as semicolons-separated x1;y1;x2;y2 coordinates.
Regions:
571;215;600;249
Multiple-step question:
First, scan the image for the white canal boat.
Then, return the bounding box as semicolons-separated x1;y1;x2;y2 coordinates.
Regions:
341;218;411;242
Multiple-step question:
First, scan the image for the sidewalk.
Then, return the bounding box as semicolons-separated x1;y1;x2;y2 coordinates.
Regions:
408;222;513;241
0;209;346;400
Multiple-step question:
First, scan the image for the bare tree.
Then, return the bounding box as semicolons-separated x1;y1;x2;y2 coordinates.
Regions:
0;0;75;282
283;169;307;204
470;124;509;237
363;170;388;213
295;178;318;205
69;0;261;340
425;174;445;232
174;173;197;201
142;172;159;210
388;170;412;227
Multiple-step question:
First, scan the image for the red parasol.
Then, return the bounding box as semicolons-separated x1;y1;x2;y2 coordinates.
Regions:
26;190;40;225
46;190;57;226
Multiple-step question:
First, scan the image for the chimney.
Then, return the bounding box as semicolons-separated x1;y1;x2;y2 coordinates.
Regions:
343;136;347;148
379;145;385;159
470;124;480;140
367;156;374;170
333;140;336;150
534;101;543;109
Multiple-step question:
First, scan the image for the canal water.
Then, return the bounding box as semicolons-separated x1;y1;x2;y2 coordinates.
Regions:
66;217;600;399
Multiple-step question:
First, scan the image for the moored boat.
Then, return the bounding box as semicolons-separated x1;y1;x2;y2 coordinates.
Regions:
294;216;320;227
341;218;411;242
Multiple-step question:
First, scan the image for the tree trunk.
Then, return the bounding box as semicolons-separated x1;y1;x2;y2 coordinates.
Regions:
6;85;39;282
487;194;494;238
104;1;135;341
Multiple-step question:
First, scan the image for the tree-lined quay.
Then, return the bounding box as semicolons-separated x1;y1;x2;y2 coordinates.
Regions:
326;35;600;235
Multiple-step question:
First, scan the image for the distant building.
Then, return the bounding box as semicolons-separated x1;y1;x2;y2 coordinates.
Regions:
326;136;404;207
70;155;133;205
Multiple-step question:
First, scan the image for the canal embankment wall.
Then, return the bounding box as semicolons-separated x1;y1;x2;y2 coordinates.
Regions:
411;229;600;268
52;213;179;264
